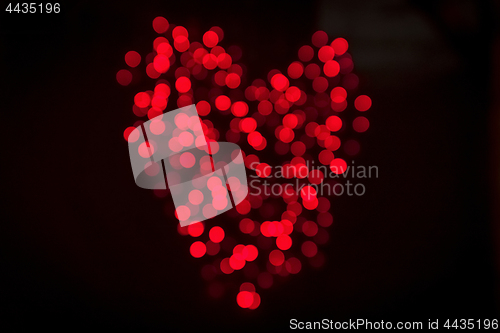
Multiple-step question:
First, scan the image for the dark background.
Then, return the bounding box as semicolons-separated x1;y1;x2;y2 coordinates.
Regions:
1;0;499;331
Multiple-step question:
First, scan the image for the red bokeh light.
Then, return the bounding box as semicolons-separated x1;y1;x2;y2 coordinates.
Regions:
331;37;349;55
125;51;141;68
190;241;207;258
116;69;132;86
269;249;285;266
312;30;328;47
354;95;372;111
209;226;225;243
271;73;289;92
215;95;231;111
203;31;219;48
175;76;191;93
152;16;169;34
236;291;254;308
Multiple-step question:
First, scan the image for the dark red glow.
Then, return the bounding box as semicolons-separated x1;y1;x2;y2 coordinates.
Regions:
353;116;370;132
152;16;169;34
288;61;304;79
298;45;314;62
354;95;372;111
312;30;328;47
269;249;285;266
125;51;141;68
116;69;132;86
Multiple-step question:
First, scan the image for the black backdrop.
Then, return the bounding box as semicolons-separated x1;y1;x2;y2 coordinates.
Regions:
2;0;498;331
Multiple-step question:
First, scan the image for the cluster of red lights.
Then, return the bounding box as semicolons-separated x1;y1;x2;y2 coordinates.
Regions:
119;16;371;310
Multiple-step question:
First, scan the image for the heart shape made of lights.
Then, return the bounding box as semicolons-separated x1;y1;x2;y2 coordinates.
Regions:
119;16;372;310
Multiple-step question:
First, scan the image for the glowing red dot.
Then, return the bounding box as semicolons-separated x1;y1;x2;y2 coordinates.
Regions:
285;86;301;102
190;241;206;258
312;30;328;47
188;222;204;237
153;54;170;73
125;51;141;68
134;92;150;108
330;87;347;103
203;31;219;48
283;114;298;129
298;45;314;62
271;74;289;92
257;100;272;116
217;53;232;69
152;16;169;34
157;42;173;56
146;63;160;79
230;255;245;270
246;245;258;261
318;46;335;62
231;101;248;117
323;60;340;77
174;36;190;52
154;83;171;98
269;250;285;266
353;116;370;132
215;95;231;111
331;37;349;55
209;226;225;243
326;115;342;131
237;291;254;308
196;100;211;116
220;258;234;274
172;26;188;39
279;128;295;143
240;117;257;133
288;61;304;78
175;76;191;93
276;235;292;250
300;186;317;201
225;73;241;89
116;69;132;86
330;158;347;174
248;292;261;309
354;95;372;111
